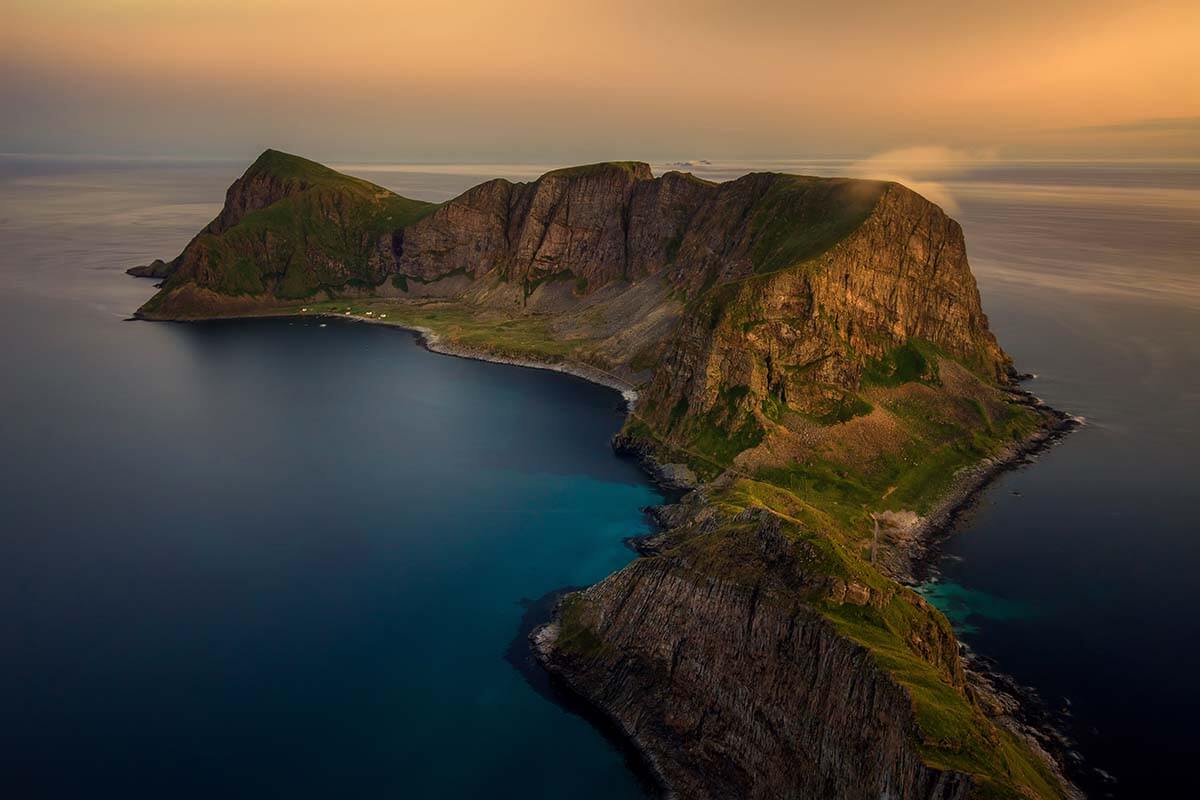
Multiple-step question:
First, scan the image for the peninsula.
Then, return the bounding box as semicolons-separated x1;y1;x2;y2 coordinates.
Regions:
130;150;1078;799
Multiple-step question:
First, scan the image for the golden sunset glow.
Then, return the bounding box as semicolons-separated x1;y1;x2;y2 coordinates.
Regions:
3;0;1198;159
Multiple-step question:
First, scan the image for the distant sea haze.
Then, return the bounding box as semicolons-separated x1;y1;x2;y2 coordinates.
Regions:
1;155;1197;797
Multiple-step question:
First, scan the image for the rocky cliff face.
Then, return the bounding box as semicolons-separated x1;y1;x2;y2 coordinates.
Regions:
130;151;1076;800
536;506;975;800
637;182;1010;448
535;490;1076;800
387;165;888;300
394;163;658;288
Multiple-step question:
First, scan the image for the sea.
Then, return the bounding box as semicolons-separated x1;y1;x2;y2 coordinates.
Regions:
1;153;1196;797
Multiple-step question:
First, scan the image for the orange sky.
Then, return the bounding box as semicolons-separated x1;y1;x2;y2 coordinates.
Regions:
3;0;1197;161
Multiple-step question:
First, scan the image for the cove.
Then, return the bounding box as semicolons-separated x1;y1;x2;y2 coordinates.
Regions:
0;307;661;798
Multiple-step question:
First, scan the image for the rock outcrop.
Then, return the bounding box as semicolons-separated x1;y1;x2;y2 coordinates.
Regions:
535;506;976;800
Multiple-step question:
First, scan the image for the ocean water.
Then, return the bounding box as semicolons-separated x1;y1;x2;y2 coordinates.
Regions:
921;160;1200;798
2;155;1197;797
0;159;661;797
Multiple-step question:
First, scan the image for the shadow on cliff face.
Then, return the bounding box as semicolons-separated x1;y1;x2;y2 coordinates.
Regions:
505;588;664;798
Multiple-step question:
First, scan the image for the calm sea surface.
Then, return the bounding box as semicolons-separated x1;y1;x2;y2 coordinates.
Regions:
2;155;1197;797
0;159;661;798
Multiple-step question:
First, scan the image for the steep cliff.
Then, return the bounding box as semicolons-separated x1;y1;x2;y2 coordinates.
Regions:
536;485;1072;800
130;151;1076;799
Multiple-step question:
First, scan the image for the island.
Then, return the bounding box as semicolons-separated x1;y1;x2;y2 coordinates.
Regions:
129;150;1079;799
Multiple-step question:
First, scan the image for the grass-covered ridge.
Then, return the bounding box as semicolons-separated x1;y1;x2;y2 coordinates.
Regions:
246;148;370;186
294;299;593;361
748;174;884;275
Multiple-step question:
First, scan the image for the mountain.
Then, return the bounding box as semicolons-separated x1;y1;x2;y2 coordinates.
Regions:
132;150;436;310
131;150;1077;799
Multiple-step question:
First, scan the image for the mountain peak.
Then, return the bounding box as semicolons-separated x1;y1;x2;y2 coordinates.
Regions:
245;148;350;184
541;161;653;181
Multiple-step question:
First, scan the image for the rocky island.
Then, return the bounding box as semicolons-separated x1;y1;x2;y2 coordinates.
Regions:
131;150;1078;799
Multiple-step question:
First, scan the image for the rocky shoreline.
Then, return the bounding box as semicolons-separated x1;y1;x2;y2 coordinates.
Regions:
297;310;644;409
136;306;643;407
385;321;640;410
876;384;1083;585
530;619;678;797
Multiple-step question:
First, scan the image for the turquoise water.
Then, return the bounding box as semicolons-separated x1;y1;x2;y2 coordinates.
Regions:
916;579;1035;635
0;160;660;797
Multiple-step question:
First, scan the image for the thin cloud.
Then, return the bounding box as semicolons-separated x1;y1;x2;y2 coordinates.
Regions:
1062;116;1200;134
847;146;996;213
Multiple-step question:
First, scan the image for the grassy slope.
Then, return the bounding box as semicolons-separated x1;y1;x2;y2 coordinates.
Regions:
747;174;884;275
296;299;592;361
144;151;437;311
713;470;1065;798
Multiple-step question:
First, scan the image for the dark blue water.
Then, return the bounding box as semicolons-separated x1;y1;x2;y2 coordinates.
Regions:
921;161;1200;797
2;155;1197;798
0;160;660;797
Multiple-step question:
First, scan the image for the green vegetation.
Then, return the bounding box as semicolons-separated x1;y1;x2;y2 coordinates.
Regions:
555;595;610;659
812;391;874;425
247;149;354;184
613;345;1054;799
862;340;940;386
161;149;438;301
823;597;1068;799
295;300;591;362
292;294;1054;798
748;175;883;275
675;385;765;466
757;388;1039;525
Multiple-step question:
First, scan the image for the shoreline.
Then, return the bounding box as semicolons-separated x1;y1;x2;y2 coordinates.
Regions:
137;307;641;409
365;319;640;410
134;304;1080;797
509;588;670;799
137;303;672;791
881;386;1082;585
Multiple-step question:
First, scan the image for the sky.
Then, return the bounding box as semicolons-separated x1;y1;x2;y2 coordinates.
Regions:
2;0;1198;163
